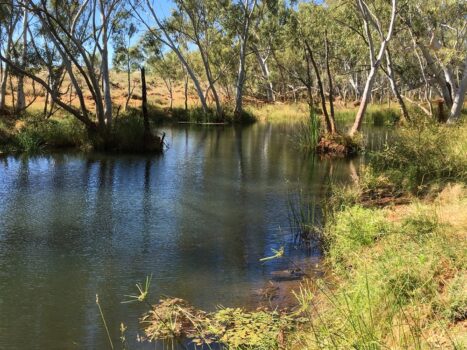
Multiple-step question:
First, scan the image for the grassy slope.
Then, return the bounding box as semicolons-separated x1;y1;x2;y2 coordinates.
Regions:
291;186;466;349
290;123;467;350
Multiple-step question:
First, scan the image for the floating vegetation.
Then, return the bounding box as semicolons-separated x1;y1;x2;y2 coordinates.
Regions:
141;298;297;349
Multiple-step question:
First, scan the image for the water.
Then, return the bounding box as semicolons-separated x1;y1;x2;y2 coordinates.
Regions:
0;123;389;349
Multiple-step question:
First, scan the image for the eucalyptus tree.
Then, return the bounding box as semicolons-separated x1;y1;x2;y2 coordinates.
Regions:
113;20;142;110
230;0;258;118
0;0;20;112
148;51;182;110
138;0;209;113
15;6;28;111
0;0;128;136
349;0;397;136
248;0;287;103
290;1;337;134
170;0;230;117
402;0;467;122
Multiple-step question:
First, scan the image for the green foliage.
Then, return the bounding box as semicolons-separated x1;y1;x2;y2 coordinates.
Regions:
142;298;294;349
111;111;153;152
210;308;292;350
370;108;399;126
13;117;86;153
370;122;467;193
15;127;44;153
402;206;440;240
0;120;13;146
287;188;322;245
170;107;217;123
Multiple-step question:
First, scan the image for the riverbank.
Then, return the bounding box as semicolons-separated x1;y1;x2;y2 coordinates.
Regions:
138;121;467;349
0;101;403;155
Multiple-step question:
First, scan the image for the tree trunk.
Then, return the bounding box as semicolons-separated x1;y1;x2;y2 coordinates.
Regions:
234;44;247;117
253;46;274;102
124;51;131;111
350;66;378;135
100;5;112;129
0;64;9;111
416;42;453;109
16;8;28;112
349;0;397;137
305;40;332;133
184;73;189;111
144;0;209;113
141;67;149;137
447;57;467;123
324;31;337;133
384;48;410;122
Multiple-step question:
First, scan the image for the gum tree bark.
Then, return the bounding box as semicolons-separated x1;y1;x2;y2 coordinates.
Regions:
447;56;467;123
0;5;18;112
16;8;28;111
252;46;274;102
349;0;397;137
304;40;333;134
324;30;337;133
234;0;257;118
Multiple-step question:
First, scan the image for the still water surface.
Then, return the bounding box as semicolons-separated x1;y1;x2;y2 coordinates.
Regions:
0;123;389;349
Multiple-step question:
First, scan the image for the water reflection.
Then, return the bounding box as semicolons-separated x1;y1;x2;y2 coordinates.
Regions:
0;123;385;349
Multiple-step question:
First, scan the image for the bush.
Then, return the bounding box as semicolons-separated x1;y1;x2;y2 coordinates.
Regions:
370;122;467;193
111;111;162;153
369;108;399;126
443;274;467;322
13;117;86;153
15;127;44;153
112;112;147;152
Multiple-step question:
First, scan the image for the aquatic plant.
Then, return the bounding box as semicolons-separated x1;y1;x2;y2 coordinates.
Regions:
287;189;323;247
297;109;321;151
142;298;295;350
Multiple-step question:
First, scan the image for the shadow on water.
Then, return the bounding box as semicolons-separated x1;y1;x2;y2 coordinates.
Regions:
0;122;390;349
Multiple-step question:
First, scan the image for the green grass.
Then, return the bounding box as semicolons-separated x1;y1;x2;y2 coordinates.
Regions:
291;187;467;349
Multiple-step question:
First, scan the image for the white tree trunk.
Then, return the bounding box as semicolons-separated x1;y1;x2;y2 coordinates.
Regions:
253;47;274;102
0;64;9;111
16;9;28;111
349;0;397;136
234;0;256;118
447;57;467;123
100;1;112;128
384;49;409;121
144;0;209;113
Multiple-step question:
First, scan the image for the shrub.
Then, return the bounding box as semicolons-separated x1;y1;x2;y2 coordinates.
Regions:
297;109;321;151
369;108;399;126
15;127;44;153
112;112;146;152
370;122;467;193
12;116;86;153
